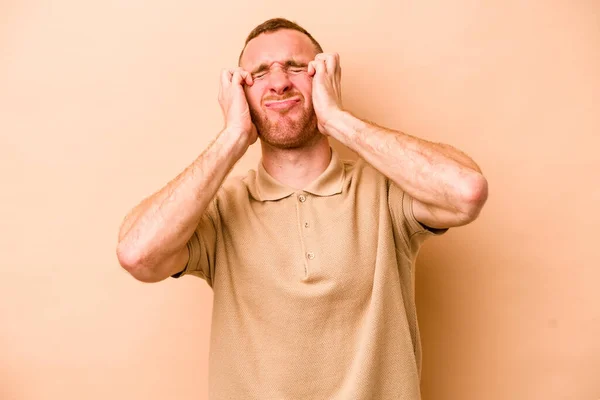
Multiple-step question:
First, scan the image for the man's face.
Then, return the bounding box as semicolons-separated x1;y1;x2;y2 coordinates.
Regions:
240;29;319;149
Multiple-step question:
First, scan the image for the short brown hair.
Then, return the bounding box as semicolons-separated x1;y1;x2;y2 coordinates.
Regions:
238;18;323;65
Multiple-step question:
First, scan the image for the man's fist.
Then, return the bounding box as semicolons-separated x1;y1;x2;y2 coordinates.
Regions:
218;67;258;146
308;53;344;135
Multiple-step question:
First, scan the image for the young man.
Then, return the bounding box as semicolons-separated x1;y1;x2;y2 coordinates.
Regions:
117;18;488;399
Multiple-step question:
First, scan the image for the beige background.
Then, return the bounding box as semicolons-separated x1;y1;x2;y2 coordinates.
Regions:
1;0;599;399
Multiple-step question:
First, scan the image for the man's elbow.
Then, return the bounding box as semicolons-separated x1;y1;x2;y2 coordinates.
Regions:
458;172;489;224
116;243;165;283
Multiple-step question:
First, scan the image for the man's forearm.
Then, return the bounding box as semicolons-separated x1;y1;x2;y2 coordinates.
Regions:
324;110;486;217
116;128;247;277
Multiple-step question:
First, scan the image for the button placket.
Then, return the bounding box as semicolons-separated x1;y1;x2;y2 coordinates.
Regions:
296;192;317;278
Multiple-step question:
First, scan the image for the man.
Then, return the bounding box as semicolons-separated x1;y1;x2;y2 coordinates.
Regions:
116;18;488;399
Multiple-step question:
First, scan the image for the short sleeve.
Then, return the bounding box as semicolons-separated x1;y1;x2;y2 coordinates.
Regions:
388;180;447;256
171;198;219;286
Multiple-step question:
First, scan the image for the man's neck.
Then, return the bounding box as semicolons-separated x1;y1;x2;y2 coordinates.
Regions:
260;136;332;190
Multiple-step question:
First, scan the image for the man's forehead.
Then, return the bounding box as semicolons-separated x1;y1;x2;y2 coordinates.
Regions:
241;29;317;68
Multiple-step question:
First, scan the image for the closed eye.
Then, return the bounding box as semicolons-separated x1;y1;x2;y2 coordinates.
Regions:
288;67;307;73
285;60;308;73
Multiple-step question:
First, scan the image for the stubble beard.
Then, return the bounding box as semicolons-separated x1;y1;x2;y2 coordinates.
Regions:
250;103;321;149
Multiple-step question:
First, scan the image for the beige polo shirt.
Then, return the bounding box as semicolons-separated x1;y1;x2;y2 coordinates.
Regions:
174;148;445;399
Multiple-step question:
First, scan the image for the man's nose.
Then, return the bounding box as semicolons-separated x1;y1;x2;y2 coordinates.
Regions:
267;69;292;95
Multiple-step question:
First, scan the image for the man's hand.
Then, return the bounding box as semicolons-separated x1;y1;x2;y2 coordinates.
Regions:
308;53;344;135
218;67;258;147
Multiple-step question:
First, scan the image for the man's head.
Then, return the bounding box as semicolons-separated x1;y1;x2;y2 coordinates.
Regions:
239;18;324;149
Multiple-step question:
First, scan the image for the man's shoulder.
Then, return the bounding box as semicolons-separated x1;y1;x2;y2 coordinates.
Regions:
218;169;255;194
341;156;389;186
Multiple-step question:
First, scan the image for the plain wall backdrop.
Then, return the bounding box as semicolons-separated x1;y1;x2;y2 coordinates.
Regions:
1;0;599;399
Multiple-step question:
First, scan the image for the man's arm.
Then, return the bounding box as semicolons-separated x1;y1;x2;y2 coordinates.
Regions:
308;53;488;229
325;111;487;229
116;68;257;282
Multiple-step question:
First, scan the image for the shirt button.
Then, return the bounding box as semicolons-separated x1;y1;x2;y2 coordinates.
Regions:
307;252;315;260
298;194;306;203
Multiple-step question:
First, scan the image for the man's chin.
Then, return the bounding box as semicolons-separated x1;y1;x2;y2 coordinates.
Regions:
258;127;321;150
252;109;320;149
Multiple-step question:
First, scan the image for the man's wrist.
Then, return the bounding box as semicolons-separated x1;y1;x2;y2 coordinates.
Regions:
218;127;251;156
323;109;356;143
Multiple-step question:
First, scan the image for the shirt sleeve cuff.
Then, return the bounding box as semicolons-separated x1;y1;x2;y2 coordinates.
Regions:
402;192;449;238
170;233;200;279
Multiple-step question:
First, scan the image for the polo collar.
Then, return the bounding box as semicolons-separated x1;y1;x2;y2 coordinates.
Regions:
255;148;345;201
